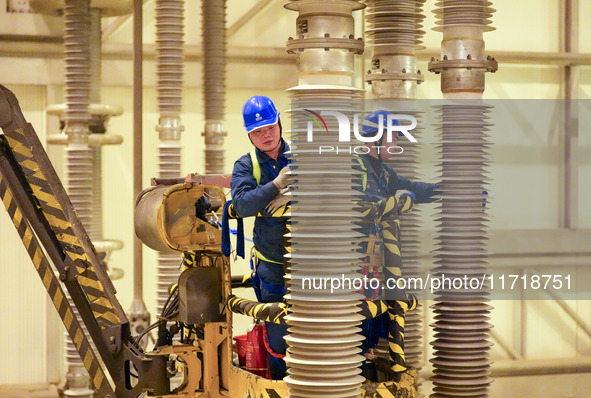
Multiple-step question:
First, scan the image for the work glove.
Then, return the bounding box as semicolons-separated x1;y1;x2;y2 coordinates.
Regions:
265;187;291;214
273;165;291;190
395;189;416;201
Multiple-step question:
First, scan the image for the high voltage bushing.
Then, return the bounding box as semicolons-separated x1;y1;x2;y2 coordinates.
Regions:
284;2;366;396
430;103;494;398
155;0;185;315
156;0;184;118
285;0;364;55
285;0;364;86
364;0;427;374
428;1;497;397
427;0;498;94
285;91;365;398
364;0;426;98
202;0;227;175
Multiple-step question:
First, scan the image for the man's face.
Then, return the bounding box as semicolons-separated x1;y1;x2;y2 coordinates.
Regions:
248;123;281;152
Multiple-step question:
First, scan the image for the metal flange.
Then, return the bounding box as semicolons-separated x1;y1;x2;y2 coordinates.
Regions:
428;56;498;74
365;71;424;84
47;103;124;118
47;103;124;146
286;36;364;54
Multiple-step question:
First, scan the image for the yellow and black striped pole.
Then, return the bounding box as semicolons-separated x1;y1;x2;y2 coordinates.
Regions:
227;294;396;326
361;194;415;374
0;85;126;330
0;173;114;397
226;294;288;325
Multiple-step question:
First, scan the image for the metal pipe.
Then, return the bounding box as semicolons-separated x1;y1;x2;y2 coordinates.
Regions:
520;270;527;358
202;0;227;174
421;356;591;379
491;357;591;377
559;0;579;229
133;0;143;303
127;0;151;345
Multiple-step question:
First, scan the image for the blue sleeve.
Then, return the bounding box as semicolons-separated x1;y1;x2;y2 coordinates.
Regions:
230;156;280;217
386;166;439;204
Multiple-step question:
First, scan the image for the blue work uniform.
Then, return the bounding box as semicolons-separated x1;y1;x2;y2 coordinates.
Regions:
356;153;438;351
357;153;438;205
230;140;290;380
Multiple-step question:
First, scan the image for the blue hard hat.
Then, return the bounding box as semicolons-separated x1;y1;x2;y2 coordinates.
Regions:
361;110;400;136
242;96;279;133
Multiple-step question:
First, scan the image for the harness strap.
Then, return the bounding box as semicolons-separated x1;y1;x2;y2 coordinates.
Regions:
254;248;283;265
222;200;245;258
249;149;261;185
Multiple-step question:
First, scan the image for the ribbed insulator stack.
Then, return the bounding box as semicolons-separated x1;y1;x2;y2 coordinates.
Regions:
428;1;497;397
430;103;493;398
155;137;182;311
31;0;128;389
364;0;427;376
285;1;366;397
88;9;101;107
202;0;227;174
156;0;184;118
387;112;424;373
364;0;426;98
64;0;91;144
285;90;365;398
285;1;365;86
88;8;102;242
65;148;93;232
155;137;182;310
428;0;497;96
63;0;92;379
155;0;184;312
285;0;364;398
40;1;125;260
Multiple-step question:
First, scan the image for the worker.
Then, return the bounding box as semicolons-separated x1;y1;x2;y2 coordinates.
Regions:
230;95;290;380
357;110;439;377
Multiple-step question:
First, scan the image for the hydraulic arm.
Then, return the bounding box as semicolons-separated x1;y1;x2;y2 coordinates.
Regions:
0;84;170;398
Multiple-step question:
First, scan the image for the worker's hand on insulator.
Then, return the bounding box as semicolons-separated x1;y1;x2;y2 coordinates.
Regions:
265;187;291;214
395;189;415;201
273;165;291;189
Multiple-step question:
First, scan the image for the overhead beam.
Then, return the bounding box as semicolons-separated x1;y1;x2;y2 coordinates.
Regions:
3;37;591;66
227;0;271;39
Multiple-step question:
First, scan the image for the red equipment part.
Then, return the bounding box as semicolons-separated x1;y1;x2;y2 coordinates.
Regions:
245;323;270;379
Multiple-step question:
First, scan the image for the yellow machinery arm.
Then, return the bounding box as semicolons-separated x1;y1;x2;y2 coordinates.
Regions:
0;84;171;398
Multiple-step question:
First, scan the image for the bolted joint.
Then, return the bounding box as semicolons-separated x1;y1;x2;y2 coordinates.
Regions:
202;121;227;145
156;116;184;141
